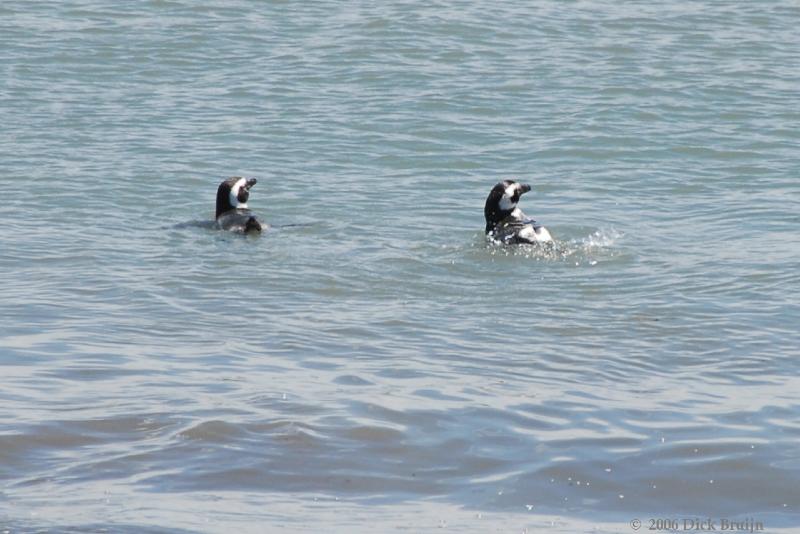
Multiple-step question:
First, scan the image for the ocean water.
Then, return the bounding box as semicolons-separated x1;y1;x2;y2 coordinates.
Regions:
1;0;799;532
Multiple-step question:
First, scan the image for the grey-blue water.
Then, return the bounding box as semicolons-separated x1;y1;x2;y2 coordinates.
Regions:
2;1;799;532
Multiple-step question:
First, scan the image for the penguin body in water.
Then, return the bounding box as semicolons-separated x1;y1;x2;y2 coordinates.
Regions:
215;177;265;234
484;180;553;245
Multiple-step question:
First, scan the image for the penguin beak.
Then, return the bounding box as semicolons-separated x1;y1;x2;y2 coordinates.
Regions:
520;184;532;194
245;178;257;190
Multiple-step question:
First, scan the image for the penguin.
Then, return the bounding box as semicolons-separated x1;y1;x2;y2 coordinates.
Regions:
215;177;265;233
484;180;553;244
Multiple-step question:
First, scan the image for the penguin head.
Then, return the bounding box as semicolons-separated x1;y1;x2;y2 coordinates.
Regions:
484;180;531;233
216;177;257;219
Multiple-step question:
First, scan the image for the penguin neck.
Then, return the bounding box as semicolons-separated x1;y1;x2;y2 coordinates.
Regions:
215;189;229;218
216;192;249;218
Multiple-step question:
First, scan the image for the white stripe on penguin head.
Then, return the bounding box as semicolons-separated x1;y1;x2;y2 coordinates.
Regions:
229;177;248;209
498;183;519;211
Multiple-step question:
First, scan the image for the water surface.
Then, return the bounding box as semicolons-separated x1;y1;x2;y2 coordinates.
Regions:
1;1;799;532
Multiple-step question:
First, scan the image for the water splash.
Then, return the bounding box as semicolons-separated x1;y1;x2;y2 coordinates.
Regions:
484;228;625;266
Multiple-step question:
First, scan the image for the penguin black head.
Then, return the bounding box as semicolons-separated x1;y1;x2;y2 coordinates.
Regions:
484;180;531;233
216;176;257;219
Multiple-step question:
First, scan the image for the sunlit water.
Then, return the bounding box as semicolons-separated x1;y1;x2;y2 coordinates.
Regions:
2;1;799;532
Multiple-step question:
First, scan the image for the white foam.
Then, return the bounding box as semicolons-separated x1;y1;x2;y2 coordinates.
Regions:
581;228;623;248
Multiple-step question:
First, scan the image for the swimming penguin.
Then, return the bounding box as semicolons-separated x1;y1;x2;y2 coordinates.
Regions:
215;176;265;233
484;180;553;244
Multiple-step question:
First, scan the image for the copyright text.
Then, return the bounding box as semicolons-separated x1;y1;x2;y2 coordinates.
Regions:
630;517;764;532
